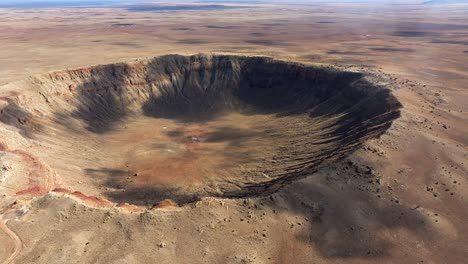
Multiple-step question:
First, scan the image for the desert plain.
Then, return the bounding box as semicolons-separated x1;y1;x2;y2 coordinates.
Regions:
0;1;467;264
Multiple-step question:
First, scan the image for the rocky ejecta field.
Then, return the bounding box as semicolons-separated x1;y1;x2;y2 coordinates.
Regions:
0;2;467;264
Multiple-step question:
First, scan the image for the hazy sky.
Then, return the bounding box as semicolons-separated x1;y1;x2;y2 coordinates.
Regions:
2;0;466;7
0;0;424;3
0;0;131;7
0;0;130;4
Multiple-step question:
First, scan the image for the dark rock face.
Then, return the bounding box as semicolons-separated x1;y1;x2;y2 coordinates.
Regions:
0;54;401;202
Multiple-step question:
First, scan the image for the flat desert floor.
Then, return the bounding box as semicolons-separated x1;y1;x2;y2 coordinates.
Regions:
0;2;467;264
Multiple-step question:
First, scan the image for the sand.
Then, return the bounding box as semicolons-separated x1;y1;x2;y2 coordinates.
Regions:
0;2;467;264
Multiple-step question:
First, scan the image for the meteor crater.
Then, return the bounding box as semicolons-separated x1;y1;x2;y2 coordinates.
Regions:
0;54;401;205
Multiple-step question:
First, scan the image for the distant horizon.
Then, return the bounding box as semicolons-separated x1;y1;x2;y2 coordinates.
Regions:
0;0;133;8
0;1;257;10
1;0;467;9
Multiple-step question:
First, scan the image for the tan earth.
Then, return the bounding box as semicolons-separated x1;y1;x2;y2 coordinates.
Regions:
0;2;467;264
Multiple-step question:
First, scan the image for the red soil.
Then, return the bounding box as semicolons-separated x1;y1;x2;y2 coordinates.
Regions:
152;199;179;209
130;124;212;187
12;149;50;196
0;91;20;102
51;188;113;208
0;142;6;151
15;186;42;196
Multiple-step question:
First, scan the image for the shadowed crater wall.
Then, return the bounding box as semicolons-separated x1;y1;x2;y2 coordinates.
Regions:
0;54;401;205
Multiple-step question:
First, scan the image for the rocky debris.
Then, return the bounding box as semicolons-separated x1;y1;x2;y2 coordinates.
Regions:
365;166;375;175
157;242;167;248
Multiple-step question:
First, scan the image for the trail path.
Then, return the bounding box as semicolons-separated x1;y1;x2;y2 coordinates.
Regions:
0;216;22;264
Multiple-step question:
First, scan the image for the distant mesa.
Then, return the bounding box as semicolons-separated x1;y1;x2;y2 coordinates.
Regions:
392;31;438;37
369;47;414;53
125;4;251;12
111;23;136;27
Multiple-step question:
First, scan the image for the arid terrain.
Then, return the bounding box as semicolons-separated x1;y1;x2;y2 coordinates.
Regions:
0;1;467;264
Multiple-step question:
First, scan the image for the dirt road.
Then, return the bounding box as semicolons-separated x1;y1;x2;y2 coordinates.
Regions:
0;216;23;264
